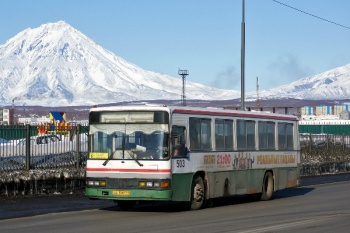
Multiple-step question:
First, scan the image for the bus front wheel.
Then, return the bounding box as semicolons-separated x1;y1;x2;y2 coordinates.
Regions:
261;172;274;201
190;175;205;210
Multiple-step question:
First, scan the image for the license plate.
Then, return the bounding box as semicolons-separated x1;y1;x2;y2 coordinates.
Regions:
112;190;130;196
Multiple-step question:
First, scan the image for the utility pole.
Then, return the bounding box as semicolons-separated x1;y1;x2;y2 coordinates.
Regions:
240;0;245;111
256;77;260;111
178;69;189;106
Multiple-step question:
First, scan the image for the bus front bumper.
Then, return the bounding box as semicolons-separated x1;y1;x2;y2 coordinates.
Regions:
85;188;173;201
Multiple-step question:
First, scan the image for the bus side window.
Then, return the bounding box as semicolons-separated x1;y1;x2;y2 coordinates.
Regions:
171;126;187;157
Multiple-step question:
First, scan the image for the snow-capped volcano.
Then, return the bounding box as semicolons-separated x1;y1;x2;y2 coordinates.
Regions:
0;21;239;106
1;21;350;107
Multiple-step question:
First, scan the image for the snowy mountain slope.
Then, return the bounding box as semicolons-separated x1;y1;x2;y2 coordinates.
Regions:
257;63;350;100
0;21;239;106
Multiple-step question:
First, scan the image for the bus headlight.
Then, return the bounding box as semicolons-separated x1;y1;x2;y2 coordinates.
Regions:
86;180;106;187
146;181;153;187
138;180;170;189
87;180;95;186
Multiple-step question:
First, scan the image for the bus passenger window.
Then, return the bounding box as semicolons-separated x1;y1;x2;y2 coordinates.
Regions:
189;117;211;151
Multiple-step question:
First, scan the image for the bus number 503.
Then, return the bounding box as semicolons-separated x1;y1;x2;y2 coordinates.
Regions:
176;159;185;168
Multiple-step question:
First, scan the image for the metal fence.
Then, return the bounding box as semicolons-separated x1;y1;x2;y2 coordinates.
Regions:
0;124;88;196
0;124;88;169
1;126;350;196
300;133;350;176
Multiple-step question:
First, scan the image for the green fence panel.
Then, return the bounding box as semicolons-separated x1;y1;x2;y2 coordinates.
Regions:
299;125;350;135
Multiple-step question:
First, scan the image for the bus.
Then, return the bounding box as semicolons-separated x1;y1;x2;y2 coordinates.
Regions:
85;105;300;210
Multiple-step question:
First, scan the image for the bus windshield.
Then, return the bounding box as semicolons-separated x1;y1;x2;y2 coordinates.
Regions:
89;123;169;160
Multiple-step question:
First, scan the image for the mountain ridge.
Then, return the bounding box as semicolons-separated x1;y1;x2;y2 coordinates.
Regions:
0;21;239;106
1;21;350;107
258;63;350;100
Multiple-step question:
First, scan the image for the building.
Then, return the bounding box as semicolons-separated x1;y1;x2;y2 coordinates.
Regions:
0;108;14;125
339;110;350;120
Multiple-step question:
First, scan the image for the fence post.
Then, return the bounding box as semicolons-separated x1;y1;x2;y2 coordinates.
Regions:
25;124;31;170
76;124;81;169
309;133;312;151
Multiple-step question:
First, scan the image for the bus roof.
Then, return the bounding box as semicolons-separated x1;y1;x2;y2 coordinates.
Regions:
89;105;298;121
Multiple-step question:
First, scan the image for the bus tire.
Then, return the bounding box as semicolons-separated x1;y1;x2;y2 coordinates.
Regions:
117;200;136;211
261;171;274;201
190;175;205;210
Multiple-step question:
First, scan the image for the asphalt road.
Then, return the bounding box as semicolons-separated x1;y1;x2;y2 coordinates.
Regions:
0;174;350;233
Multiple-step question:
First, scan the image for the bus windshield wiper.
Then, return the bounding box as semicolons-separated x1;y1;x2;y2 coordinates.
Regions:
102;158;110;166
128;150;143;167
102;150;119;166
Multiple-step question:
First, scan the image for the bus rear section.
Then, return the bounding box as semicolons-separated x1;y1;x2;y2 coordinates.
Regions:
168;107;300;209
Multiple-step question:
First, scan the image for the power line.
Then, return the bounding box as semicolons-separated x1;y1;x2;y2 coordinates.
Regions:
272;0;350;30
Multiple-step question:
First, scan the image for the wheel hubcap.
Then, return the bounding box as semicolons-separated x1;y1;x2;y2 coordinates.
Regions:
194;183;204;202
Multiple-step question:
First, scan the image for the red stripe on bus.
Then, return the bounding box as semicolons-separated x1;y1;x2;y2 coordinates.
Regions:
172;109;297;121
86;168;171;173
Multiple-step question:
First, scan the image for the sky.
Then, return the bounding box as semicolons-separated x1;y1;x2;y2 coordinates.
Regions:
1;0;350;92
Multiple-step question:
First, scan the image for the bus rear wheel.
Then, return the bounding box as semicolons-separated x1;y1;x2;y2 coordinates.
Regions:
261;172;274;201
117;200;136;211
190;175;205;210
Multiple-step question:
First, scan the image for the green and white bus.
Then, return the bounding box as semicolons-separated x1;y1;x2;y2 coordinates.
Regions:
85;105;300;210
